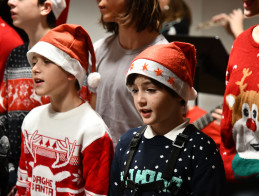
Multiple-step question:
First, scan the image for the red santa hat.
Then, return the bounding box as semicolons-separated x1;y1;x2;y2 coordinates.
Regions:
126;41;197;101
55;0;70;26
49;0;67;20
27;24;100;89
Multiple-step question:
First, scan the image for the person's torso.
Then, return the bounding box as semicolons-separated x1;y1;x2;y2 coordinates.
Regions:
111;125;224;195
94;35;168;145
21;103;109;195
221;25;259;182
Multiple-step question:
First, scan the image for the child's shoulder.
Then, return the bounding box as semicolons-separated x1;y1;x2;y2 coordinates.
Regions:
94;34;116;50
117;126;146;147
81;102;107;123
79;102;111;133
23;104;50;123
187;126;220;159
27;103;49;115
189;126;217;146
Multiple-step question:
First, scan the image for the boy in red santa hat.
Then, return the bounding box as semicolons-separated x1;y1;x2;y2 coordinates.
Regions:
0;0;82;194
110;42;226;195
16;24;113;196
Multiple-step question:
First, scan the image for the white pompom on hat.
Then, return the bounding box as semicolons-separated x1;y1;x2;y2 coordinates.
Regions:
49;0;67;19
27;24;100;89
126;41;197;101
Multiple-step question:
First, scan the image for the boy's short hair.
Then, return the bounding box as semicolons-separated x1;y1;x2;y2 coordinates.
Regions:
101;0;162;34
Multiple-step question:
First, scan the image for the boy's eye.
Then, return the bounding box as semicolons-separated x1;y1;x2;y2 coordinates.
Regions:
147;88;156;93
131;88;138;94
31;61;37;67
44;59;51;64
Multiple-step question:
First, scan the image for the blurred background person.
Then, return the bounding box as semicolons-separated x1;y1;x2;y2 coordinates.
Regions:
220;0;259;195
0;0;23;195
211;8;245;39
0;0;23;83
159;0;192;36
92;0;168;146
0;0;69;194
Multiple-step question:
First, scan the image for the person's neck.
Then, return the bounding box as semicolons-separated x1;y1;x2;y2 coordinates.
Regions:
25;24;51;49
50;89;83;113
118;25;159;50
151;115;185;136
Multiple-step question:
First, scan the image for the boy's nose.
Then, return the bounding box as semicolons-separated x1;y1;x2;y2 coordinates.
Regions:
8;0;16;7
136;93;146;106
32;64;40;74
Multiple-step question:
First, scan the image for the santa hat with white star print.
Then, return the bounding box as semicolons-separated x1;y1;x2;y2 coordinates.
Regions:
126;41;197;101
27;24;100;89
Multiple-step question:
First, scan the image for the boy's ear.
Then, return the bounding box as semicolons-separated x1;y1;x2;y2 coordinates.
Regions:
40;0;53;16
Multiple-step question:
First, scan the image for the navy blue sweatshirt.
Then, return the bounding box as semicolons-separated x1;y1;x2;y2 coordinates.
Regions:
109;124;226;195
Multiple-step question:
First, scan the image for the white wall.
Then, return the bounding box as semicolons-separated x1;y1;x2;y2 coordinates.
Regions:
66;0;258;111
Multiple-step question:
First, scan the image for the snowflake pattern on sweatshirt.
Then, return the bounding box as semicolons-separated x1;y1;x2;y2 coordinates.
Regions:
110;125;226;195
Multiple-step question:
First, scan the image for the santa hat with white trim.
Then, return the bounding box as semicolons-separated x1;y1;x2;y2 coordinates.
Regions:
126;41;197;101
27;24;100;89
49;0;67;20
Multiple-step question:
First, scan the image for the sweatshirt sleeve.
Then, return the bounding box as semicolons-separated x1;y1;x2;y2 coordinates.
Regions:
15;131;29;195
82;132;114;195
109;140;123;195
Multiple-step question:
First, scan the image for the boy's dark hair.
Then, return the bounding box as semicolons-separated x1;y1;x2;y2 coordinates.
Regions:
127;74;186;106
75;80;80;91
38;0;56;28
100;0;162;34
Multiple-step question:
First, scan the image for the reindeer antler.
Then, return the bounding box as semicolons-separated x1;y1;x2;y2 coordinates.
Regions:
52;138;76;168
235;68;252;93
24;130;41;160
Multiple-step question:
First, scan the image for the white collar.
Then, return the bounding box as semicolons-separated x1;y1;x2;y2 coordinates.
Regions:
144;119;190;141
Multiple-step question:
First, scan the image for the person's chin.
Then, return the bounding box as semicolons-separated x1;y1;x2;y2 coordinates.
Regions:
35;90;45;97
